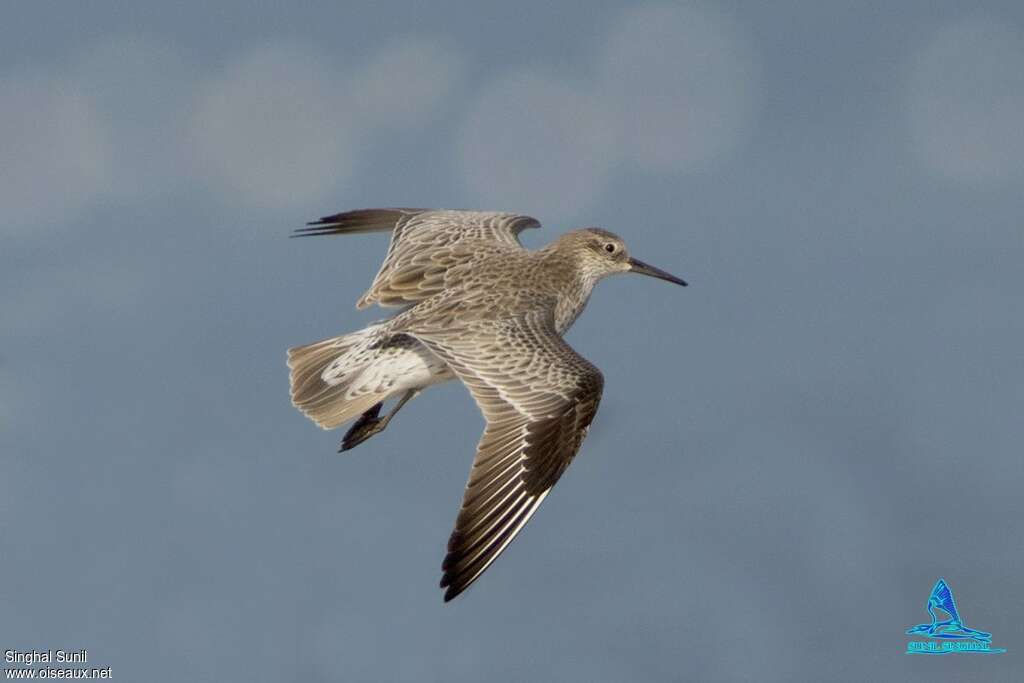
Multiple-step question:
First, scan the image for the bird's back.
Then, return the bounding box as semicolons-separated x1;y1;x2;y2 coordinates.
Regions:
386;242;595;338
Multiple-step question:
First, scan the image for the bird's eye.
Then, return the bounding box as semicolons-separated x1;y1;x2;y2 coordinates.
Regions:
604;243;616;253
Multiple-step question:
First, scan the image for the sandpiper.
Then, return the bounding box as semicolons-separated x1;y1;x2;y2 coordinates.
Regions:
288;209;687;601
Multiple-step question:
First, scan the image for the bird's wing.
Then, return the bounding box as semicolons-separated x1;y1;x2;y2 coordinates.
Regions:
929;579;960;622
402;310;604;601
293;208;541;309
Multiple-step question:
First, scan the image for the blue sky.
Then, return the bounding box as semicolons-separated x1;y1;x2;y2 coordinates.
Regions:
3;2;1023;681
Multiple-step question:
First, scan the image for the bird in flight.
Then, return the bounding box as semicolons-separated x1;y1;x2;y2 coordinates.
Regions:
288;209;687;601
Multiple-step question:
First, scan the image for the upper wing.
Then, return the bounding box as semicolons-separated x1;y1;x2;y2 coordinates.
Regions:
294;208;541;309
402;311;604;601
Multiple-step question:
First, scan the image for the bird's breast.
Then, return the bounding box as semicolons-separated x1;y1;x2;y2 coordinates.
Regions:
553;277;596;334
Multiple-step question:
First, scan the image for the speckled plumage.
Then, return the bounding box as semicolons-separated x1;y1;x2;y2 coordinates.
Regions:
288;208;686;601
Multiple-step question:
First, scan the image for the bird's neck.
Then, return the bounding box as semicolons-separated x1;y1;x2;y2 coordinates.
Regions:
536;246;600;335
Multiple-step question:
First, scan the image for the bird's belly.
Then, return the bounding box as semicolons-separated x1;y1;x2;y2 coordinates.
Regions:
352;340;455;396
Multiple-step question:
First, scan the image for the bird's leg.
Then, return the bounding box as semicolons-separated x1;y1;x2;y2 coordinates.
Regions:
339;402;382;452
339;390;419;452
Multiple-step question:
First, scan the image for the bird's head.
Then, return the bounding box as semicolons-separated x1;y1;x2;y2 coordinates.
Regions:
561;228;688;287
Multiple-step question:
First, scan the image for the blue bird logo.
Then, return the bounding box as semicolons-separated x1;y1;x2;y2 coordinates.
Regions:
905;579;1004;654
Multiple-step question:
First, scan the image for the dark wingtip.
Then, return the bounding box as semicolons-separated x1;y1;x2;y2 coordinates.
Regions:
440;564;467;601
291;208;430;240
290;214;347;238
291;223;339;238
305;215;338;226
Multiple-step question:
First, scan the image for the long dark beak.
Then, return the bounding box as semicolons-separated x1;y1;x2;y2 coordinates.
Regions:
628;257;688;286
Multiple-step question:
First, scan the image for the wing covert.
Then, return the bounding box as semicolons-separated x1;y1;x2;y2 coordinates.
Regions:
294;208;541;309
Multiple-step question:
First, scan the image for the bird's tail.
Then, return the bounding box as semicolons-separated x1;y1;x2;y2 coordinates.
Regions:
287;326;390;429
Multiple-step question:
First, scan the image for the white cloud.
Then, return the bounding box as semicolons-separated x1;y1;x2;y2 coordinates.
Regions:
74;36;197;201
905;18;1024;185
0;37;201;234
2;10;758;226
457;72;619;220
600;4;756;171
2;34;467;222
0;72;113;233
456;3;758;221
187;44;356;211
349;36;466;129
188;39;466;211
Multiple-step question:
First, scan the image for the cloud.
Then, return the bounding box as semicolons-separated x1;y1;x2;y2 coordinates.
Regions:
0;71;113;233
458;72;619;219
73;36;198;201
1;33;466;228
349;36;466;129
905;18;1024;185
3;9;758;227
600;4;756;171
456;3;757;221
187;44;357;212
188;39;465;212
1;36;201;234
